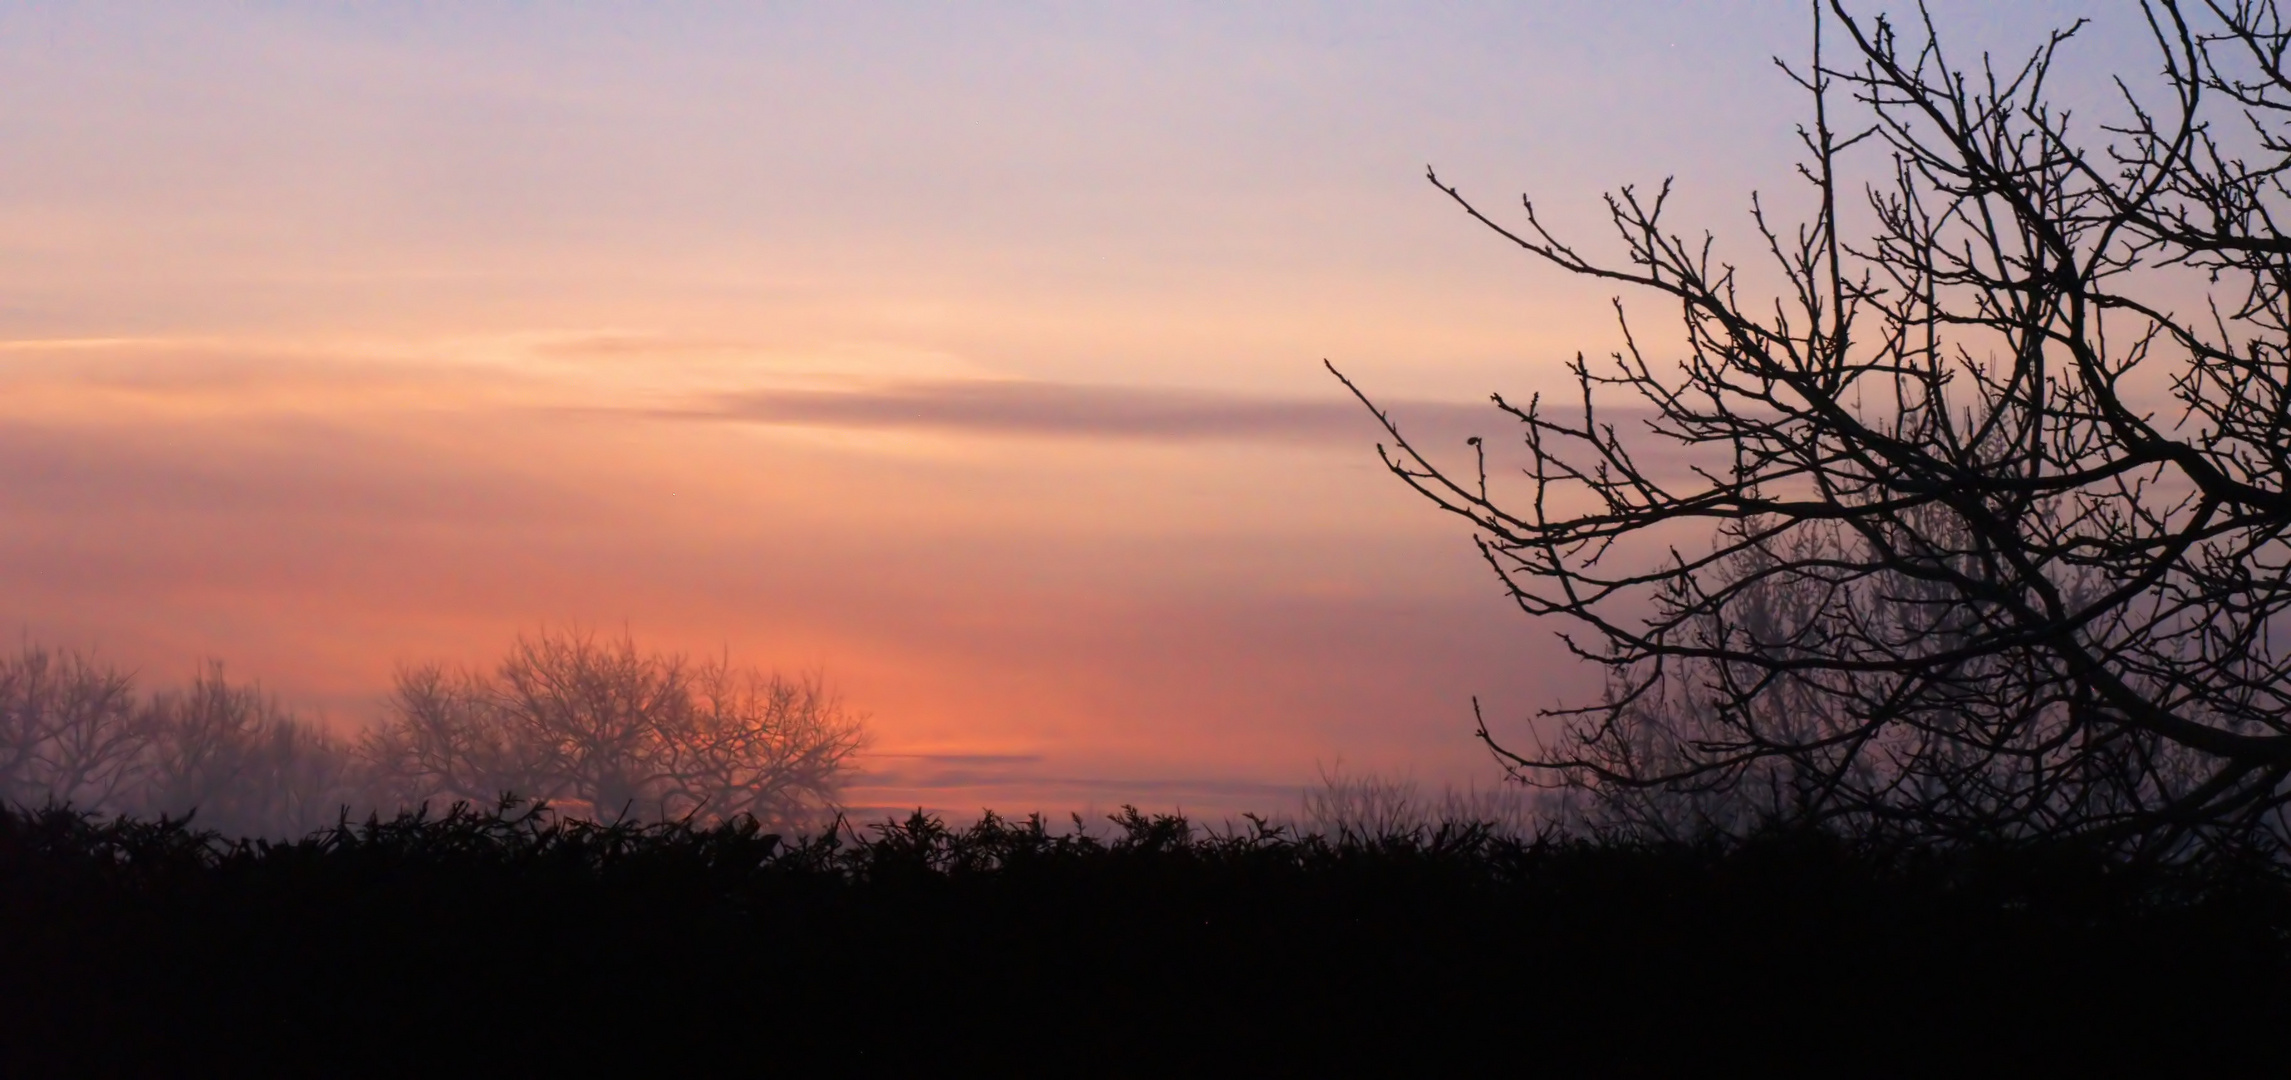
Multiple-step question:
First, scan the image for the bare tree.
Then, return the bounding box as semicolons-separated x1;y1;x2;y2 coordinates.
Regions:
0;646;361;836
364;629;867;828
1339;1;2291;855
671;662;871;825
137;662;358;837
0;645;148;811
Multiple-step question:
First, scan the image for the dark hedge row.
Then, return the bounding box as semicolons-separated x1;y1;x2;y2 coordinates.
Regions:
3;801;2286;1074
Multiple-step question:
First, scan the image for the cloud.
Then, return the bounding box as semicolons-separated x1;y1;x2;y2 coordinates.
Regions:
648;379;1499;444
869;752;1048;767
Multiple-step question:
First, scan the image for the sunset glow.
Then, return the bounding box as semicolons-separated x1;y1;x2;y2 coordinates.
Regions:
0;2;2123;820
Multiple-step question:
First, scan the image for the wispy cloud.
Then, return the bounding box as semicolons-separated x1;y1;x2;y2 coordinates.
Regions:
647;379;1495;444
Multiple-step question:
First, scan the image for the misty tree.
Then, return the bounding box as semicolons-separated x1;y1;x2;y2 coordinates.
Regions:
0;647;359;836
364;629;868;828
0;645;147;812
135;663;358;838
1340;0;2291;855
0;631;868;837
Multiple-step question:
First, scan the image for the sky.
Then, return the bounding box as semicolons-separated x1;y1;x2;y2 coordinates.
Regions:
0;1;2140;821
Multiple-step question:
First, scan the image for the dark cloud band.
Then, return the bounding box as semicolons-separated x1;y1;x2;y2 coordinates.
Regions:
658;380;1497;444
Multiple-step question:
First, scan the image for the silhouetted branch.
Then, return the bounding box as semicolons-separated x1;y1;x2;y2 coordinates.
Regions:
1354;0;2291;858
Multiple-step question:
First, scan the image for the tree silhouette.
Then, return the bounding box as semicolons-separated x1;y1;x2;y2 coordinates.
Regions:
364;629;867;828
1340;0;2291;855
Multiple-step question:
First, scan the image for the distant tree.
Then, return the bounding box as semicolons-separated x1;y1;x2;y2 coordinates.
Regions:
364;629;867;828
0;632;866;836
1341;1;2291;855
135;663;358;837
0;646;357;836
0;645;147;811
673;660;872;825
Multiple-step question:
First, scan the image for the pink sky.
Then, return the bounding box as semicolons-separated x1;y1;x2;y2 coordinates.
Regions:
0;2;2133;820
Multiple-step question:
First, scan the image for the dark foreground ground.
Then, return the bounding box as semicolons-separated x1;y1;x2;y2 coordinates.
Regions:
2;802;2286;1076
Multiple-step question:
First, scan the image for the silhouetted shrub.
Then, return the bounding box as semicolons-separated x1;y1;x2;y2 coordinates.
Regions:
1;800;2286;1073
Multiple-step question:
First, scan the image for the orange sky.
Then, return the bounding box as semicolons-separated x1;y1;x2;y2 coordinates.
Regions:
0;334;1581;819
0;2;2137;820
